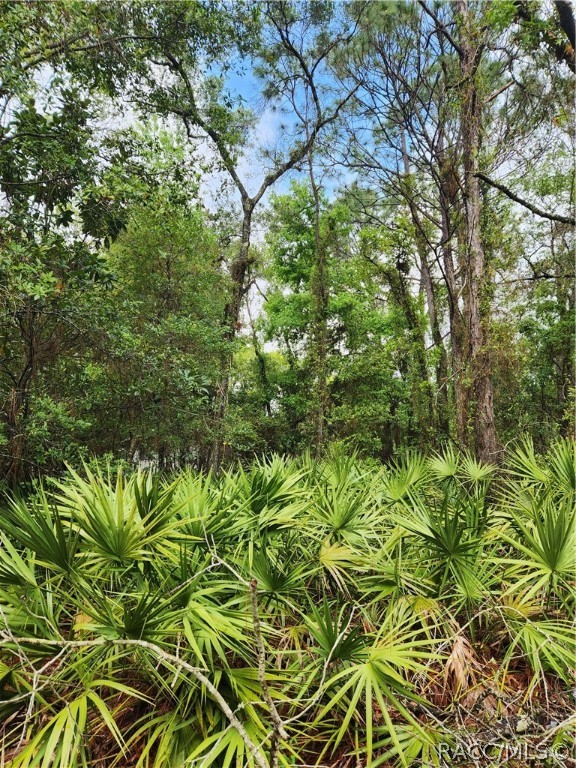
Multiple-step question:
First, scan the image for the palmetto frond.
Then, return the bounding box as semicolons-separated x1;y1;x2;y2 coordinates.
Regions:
0;443;574;767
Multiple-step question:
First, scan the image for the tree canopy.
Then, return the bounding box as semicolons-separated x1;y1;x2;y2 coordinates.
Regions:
0;0;573;481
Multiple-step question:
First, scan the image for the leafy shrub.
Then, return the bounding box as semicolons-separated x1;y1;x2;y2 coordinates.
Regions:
0;442;574;766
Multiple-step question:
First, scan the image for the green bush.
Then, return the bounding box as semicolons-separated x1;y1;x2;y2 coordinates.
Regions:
0;441;574;766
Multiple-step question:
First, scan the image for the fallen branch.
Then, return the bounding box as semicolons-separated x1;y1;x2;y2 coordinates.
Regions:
250;579;288;768
0;635;269;768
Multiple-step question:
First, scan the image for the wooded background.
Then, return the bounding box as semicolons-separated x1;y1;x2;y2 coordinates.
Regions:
0;0;574;481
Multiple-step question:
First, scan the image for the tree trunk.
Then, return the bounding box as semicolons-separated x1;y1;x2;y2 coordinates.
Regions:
308;155;329;457
2;302;38;483
379;263;433;449
456;0;499;463
436;126;469;448
248;300;272;418
400;130;449;438
210;200;254;471
4;387;27;484
419;252;450;437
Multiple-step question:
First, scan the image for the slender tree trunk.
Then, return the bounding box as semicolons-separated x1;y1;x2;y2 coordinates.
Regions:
400;130;449;438
376;262;433;448
435;125;469;447
308;155;329;457
553;235;573;432
419;253;450;436
456;0;499;463
211;200;254;471
4;363;37;482
2;304;38;483
398;273;433;448
4;388;26;483
248;299;272;418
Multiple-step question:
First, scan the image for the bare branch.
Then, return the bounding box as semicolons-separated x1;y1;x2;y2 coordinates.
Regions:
0;635;269;768
418;1;463;57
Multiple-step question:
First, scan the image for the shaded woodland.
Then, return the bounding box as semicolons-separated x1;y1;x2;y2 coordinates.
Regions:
0;4;575;767
0;0;573;481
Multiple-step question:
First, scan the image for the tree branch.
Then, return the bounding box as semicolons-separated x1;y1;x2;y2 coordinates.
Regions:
515;0;575;72
418;1;463;58
163;52;250;203
250;579;287;768
555;0;576;49
1;635;269;768
475;173;575;225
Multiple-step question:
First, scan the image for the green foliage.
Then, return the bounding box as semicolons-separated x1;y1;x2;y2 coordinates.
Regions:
247;181;421;460
0;444;574;766
1;0;574;478
80;197;227;468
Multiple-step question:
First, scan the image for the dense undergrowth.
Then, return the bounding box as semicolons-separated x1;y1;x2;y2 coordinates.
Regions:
0;440;574;767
